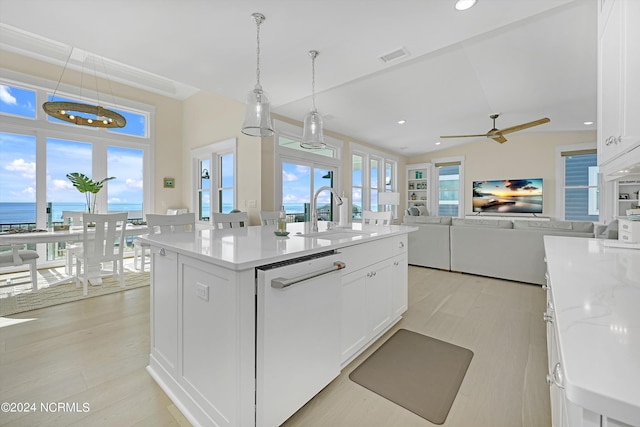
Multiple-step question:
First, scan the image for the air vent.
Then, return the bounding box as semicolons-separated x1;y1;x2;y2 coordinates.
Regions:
378;47;410;63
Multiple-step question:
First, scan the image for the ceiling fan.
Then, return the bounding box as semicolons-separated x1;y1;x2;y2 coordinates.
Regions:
440;114;551;144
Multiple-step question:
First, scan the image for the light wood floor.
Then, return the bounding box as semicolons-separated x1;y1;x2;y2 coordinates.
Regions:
0;266;550;427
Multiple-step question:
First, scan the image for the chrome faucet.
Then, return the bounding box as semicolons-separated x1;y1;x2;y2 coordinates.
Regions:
311;186;343;232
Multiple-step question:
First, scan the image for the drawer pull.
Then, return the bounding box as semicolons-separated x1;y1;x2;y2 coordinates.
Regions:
160;248;166;256
548;363;564;389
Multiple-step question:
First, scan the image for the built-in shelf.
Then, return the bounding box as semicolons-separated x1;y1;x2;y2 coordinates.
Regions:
406;163;429;212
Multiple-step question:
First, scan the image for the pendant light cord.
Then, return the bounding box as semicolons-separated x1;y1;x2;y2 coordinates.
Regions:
255;15;262;87
311;52;316;112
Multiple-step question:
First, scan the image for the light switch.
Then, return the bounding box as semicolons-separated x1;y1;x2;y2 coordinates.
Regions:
196;282;209;301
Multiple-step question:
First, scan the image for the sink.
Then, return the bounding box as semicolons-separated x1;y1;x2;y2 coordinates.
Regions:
294;229;374;240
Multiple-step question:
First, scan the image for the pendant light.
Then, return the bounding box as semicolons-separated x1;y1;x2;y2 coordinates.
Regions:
241;12;274;137
301;50;326;149
42;48;126;128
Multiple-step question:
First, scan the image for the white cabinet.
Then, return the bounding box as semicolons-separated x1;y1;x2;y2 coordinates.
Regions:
407;163;430;212
150;246;178;376
615;180;640;217
340;236;409;365
598;0;640;166
391;235;408;319
340;258;393;364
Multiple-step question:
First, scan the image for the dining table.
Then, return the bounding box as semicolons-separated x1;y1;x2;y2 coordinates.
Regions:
0;223;148;286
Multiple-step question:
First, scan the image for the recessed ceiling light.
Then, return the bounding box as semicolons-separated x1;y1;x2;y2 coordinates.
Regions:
435;141;441;145
397;120;406;125
455;0;477;11
583;121;594;125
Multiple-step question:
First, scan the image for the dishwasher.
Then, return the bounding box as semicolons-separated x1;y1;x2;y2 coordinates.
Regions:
255;250;346;427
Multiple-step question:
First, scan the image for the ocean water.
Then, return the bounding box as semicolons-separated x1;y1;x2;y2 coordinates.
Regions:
0;202;313;225
0;202;143;224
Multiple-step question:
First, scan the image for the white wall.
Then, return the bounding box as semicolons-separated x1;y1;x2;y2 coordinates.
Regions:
411;130;597;219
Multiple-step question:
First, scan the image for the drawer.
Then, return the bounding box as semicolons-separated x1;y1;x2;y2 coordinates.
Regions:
619;229;636;243
618;219;640;243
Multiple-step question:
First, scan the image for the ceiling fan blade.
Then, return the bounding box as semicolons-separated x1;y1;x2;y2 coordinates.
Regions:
490;134;508;143
439;133;490;138
496;117;550;135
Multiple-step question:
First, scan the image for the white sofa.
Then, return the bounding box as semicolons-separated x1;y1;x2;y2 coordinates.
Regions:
404;216;452;270
404;216;595;285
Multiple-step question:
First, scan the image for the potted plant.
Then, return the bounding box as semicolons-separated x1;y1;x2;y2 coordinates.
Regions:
66;172;116;214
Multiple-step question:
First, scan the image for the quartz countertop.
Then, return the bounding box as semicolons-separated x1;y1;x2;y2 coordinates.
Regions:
543;235;640;425
138;221;417;270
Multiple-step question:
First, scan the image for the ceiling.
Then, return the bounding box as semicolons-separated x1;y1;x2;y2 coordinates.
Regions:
0;0;597;156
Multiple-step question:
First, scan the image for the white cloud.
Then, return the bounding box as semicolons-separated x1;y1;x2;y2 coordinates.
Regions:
21;187;36;196
282;171;298;182
52;179;73;190
109;197;122;203
0;85;17;105
125;178;143;189
5;158;36;179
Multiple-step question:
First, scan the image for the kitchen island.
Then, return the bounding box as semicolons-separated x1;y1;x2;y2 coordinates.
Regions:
543;236;640;427
138;222;416;427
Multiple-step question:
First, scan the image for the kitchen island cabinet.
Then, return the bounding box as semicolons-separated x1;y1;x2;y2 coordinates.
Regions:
543;236;640;427
139;222;415;427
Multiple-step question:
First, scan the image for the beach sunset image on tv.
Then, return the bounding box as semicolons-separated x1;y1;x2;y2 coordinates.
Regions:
472;178;543;214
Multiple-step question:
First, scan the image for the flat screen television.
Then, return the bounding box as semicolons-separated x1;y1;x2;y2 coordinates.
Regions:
472;178;543;214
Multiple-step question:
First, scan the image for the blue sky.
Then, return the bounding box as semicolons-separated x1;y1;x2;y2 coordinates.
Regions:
1;84;144;204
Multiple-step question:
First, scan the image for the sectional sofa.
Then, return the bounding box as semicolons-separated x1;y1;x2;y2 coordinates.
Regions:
403;216;595;285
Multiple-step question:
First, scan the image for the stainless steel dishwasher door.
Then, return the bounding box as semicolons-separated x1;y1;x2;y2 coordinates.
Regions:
256;251;345;427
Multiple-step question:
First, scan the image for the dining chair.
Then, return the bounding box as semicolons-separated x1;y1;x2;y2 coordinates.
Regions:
259;211;280;225
62;210;84;275
211;212;248;229
0;244;39;290
75;212;128;296
133;208;190;271
146;213;195;234
362;210;392;226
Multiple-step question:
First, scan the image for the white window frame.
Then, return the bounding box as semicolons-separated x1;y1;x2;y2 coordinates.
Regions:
350;142;398;220
191;138;236;227
430;156;465;217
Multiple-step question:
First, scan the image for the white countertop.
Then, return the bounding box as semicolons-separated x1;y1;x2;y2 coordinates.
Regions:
543;236;640;424
138;221;417;270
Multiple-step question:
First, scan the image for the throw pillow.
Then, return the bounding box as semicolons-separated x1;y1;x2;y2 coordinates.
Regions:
416;205;428;216
408;207;420;216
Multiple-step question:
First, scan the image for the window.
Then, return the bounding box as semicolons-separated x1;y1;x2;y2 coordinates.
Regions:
431;157;464;218
434;161;462;217
351;144;397;220
191;139;236;225
557;146;599;221
0;132;36;230
219;153;234;214
0;75;153;266
0;84;35;118
107;146;144;220
352;155;363;220
275;120;342;222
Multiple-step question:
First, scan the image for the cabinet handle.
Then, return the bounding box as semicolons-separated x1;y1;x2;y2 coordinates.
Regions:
547;363;564;389
160;248;166;256
399;241;405;248
394;261;399;266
